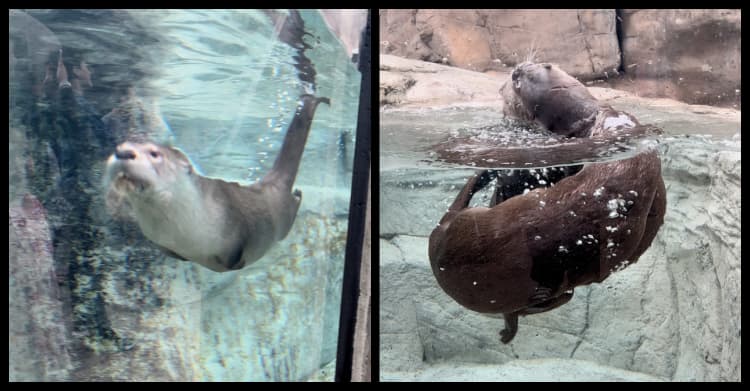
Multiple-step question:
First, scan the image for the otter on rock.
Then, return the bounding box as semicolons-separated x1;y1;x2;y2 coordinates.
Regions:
429;62;666;343
105;94;329;272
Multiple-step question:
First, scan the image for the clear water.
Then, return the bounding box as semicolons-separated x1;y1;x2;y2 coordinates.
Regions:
9;9;362;381
380;105;740;381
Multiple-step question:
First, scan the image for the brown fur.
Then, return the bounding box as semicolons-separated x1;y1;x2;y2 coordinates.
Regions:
429;62;667;343
105;95;329;272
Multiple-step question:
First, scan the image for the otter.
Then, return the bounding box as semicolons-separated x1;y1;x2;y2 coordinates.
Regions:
105;94;329;272
429;62;666;343
501;61;641;138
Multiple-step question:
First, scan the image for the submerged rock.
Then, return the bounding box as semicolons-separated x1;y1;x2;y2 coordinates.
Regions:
9;194;74;381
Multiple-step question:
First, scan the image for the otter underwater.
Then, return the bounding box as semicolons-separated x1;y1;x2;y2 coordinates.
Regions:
105;94;330;272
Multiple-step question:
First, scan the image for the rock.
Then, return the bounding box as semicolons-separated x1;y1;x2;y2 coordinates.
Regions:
380;70;416;106
707;152;741;381
413;10;493;72
9;206;347;381
379;236;431;374
380;9;620;78
8;10;61;89
178;211;348;381
381;9;741;108
587;87;740;138
619;9;740;108
9;194;74;381
379;10;433;65
381;168;480;237
380;54;504;108
382;358;666;382
482;9;620;78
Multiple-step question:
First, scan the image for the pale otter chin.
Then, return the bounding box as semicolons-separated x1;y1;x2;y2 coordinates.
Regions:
104;94;329;272
104;142;203;230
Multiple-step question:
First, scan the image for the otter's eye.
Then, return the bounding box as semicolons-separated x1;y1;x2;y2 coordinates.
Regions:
150;150;160;158
543;63;552;70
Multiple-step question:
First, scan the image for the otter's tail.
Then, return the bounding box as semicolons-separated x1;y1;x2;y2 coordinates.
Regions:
448;170;498;212
264;94;330;191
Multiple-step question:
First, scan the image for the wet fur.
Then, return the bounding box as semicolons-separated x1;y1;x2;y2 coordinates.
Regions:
105;95;329;272
429;63;667;343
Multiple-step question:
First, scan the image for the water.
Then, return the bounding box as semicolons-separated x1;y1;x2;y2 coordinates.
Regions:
380;106;665;171
9;9;362;381
380;105;740;381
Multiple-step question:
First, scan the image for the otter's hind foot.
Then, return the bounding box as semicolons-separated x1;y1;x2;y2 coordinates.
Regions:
56;49;72;90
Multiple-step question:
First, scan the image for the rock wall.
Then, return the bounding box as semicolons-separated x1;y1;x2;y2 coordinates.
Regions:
380;54;504;108
617;9;741;107
9;194;74;381
379;9;619;78
380;9;741;108
381;359;666;382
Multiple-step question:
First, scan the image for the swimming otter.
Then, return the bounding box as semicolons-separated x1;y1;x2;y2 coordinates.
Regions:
105;94;329;272
501;61;641;138
429;62;666;343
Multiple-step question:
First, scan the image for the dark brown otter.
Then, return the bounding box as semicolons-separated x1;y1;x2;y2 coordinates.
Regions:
429;62;666;343
501;62;641;138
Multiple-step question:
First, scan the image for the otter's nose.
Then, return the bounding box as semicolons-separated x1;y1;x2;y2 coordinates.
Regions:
115;143;137;160
512;62;532;81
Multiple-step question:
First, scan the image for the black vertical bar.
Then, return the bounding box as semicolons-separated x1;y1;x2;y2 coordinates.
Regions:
335;9;371;383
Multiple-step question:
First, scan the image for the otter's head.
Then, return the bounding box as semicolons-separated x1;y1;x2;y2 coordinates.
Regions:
504;62;599;136
510;62;585;112
105;142;194;200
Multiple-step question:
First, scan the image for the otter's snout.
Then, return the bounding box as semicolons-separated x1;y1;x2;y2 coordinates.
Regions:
511;67;522;82
511;61;531;81
512;64;527;90
115;143;137;160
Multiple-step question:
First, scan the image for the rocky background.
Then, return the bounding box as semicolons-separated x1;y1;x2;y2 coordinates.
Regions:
380;9;741;109
379;53;740;380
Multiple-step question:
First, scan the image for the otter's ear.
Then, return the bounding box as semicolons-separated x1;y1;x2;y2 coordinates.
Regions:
167;147;195;174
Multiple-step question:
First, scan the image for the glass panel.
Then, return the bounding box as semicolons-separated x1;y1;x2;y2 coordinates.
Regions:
9;9;365;381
